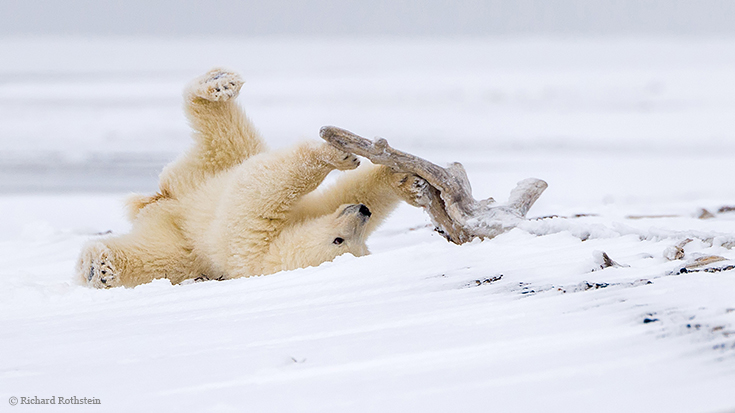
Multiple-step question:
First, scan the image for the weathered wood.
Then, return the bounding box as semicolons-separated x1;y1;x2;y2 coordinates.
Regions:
320;126;548;244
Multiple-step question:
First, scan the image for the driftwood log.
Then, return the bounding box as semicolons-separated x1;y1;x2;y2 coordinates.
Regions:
320;126;548;245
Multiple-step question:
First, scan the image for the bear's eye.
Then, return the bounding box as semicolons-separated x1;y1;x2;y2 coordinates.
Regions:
333;237;344;245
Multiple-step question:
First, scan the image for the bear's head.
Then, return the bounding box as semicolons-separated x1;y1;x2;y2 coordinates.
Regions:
271;203;372;271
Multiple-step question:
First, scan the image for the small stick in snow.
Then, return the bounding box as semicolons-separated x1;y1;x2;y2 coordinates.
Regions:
683;255;727;269
698;209;715;219
663;238;693;261
593;251;629;270
320;126;548;244
675;256;734;274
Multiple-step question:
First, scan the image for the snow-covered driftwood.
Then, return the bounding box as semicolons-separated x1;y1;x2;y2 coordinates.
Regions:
320;126;548;245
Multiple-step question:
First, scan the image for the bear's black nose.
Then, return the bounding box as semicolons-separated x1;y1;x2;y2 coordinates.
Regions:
358;204;371;217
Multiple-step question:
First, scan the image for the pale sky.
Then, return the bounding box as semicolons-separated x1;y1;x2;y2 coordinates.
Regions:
1;0;734;36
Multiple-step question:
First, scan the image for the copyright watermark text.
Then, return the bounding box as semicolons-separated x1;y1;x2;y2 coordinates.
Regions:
9;396;101;406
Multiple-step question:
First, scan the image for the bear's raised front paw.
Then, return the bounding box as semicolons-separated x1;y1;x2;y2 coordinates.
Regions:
320;144;360;171
188;68;244;102
395;173;431;207
78;242;122;289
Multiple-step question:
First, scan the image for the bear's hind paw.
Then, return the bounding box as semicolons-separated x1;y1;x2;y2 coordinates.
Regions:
188;68;244;102
78;242;122;289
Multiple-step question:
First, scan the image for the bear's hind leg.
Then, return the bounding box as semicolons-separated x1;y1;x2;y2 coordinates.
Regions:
77;236;200;289
183;68;267;166
157;68;268;199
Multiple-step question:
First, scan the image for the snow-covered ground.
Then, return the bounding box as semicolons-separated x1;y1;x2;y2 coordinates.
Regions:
1;37;734;412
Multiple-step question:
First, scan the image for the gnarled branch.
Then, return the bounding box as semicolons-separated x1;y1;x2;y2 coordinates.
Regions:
320;126;548;244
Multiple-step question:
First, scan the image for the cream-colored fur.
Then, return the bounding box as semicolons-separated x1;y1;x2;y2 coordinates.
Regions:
77;68;427;288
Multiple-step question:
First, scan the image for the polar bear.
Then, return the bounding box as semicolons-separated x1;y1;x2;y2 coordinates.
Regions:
77;68;428;288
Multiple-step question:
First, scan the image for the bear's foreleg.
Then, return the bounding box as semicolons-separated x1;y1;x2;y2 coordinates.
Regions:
291;163;429;236
217;142;360;278
234;141;361;221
